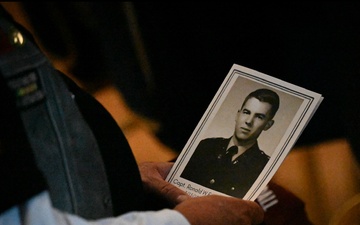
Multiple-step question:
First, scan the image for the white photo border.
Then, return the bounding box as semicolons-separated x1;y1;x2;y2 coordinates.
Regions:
166;64;323;201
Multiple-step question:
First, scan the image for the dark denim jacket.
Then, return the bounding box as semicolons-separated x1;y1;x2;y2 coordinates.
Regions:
0;10;115;219
0;7;146;219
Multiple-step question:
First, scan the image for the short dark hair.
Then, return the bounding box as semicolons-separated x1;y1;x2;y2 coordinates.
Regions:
241;88;280;119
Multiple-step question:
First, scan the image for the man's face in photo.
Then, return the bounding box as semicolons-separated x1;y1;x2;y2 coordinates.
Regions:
234;97;274;144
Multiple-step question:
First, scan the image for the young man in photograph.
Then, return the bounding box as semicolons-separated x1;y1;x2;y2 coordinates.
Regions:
181;88;280;198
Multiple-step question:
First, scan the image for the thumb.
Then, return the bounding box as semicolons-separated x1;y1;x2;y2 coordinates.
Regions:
157;181;191;205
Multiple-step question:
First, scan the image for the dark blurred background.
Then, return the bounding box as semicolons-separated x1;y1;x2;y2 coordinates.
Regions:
13;2;360;158
132;3;360;152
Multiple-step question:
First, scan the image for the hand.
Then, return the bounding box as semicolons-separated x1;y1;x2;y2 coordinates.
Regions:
139;161;190;206
174;195;264;225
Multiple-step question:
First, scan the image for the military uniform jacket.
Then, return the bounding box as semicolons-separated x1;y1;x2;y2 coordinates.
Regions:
181;137;270;198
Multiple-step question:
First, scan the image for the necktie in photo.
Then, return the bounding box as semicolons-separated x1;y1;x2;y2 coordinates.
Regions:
225;145;238;163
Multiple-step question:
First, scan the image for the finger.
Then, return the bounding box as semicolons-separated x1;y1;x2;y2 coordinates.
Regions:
155;162;174;179
158;181;190;205
246;201;264;225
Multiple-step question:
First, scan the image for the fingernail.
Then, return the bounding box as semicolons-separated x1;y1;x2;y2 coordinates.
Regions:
177;195;190;203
